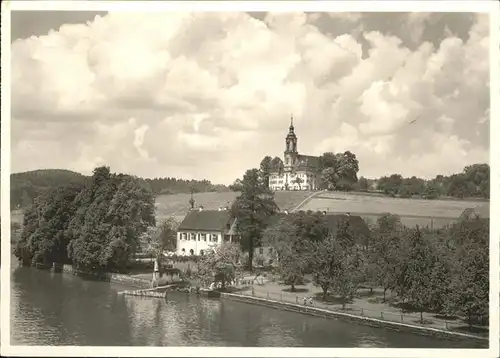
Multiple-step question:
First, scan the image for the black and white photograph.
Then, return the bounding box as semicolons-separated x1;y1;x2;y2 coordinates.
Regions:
1;1;498;357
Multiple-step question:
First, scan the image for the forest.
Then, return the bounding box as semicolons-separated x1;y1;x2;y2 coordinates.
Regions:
10;169;229;210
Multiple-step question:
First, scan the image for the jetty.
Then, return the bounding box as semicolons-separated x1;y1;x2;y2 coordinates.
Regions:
118;284;178;298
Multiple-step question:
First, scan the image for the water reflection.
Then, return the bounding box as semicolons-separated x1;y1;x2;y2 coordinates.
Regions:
11;267;487;348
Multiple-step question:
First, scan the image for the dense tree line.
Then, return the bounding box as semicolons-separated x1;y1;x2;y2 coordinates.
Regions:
262;212;489;327
369;163;490;199
144;177;229;195
14;167;157;273
255;151;488;200
11;169;230;210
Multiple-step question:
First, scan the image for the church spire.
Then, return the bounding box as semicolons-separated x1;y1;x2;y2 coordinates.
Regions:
285;114;298;153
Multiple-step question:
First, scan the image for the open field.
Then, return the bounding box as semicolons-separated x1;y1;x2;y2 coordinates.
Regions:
155;190;314;222
300;191;488;228
11;190;488;230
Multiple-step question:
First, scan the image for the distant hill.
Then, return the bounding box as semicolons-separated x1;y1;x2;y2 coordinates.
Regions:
11;169;87;209
10;169;230;210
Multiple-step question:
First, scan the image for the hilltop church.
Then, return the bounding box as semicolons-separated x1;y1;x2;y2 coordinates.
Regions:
269;117;322;191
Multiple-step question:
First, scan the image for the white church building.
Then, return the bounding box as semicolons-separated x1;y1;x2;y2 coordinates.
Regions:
269;117;322;191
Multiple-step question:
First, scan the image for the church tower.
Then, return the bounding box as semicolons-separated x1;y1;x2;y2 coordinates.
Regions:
284;115;298;169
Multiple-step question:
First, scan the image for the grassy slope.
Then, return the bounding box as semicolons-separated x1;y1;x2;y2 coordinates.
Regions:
155;191;314;222
301;191;488;228
12;189;488;229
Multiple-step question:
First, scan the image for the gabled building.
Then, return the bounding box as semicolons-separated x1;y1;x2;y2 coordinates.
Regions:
269;117;322;191
458;204;490;221
176;207;238;256
254;212;370;266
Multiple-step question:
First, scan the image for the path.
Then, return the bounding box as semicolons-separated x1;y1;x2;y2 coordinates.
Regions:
234;279;487;338
290;191;322;212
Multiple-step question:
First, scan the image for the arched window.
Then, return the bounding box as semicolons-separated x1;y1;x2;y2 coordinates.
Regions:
200;250;204;256
189;249;194;255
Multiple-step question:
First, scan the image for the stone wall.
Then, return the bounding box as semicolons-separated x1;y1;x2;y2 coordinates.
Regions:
220;292;487;346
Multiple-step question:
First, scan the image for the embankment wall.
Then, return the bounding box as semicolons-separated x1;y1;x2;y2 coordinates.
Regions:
220;292;487;346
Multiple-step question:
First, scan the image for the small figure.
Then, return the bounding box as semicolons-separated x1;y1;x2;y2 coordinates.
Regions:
303;297;307;305
309;297;313;306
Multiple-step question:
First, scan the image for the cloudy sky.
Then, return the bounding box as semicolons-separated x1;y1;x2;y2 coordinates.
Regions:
10;11;490;185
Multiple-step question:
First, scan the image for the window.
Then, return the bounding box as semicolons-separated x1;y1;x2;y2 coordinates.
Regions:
259;247;264;254
181;233;187;240
212;234;218;242
201;233;206;241
190;233;196;241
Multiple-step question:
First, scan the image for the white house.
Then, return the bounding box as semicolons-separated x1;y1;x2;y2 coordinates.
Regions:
176;207;238;256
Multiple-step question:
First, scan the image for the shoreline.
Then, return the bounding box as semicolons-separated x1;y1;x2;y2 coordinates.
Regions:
220;292;488;346
46;266;488;346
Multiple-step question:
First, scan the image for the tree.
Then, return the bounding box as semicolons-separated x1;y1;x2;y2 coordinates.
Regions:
264;215;309;292
357;176;369;192
13;183;83;266
293;176;303;190
319;151;359;190
402;227;435;323
463;163;490;198
67;167;156;272
141;217;178;261
270;157;284;175
447;174;471;198
446;217;489;327
368;214;404;302
259;156;273;189
229;178;243;192
422;182;440;199
308;234;340;299
331;244;365;310
378;174;403;196
195;243;243;289
231;169;279;271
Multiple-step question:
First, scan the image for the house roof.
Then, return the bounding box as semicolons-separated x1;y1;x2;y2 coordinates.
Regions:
321;214;371;238
264;212;370;239
459;204;490;220
178;209;233;231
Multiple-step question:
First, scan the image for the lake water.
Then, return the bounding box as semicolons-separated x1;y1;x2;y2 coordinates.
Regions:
10;266;486;348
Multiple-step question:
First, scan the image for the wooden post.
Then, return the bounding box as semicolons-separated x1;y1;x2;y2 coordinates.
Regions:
280;292;283;301
380;312;384;319
267;291;270;299
296;296;298;303
401;314;403;322
361;308;364;316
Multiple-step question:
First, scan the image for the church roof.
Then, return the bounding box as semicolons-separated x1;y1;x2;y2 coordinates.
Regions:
296;154;320;170
178;209;233;232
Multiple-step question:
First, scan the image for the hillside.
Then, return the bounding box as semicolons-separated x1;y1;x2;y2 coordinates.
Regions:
10;169;230;210
155;191;314;222
11;169;87;209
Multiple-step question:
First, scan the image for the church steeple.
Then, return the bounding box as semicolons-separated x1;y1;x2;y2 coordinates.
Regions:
285;115;298;154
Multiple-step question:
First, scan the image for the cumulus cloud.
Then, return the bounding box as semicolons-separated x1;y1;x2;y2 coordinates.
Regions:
11;12;489;184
